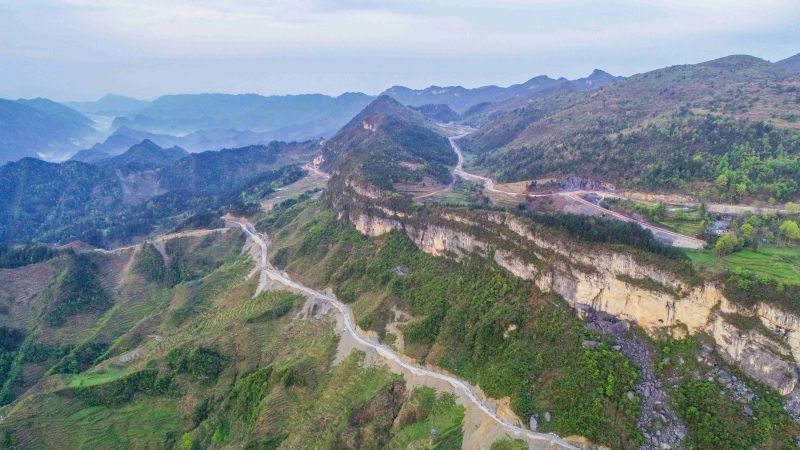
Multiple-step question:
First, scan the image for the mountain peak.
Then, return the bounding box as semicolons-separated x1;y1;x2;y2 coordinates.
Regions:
589;68;612;78
702;54;770;69
101;139;187;169
352;95;413;122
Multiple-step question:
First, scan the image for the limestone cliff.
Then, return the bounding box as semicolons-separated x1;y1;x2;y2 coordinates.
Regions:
344;205;800;396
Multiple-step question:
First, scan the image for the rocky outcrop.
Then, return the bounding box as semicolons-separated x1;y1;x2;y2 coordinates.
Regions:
407;225;489;259
346;209;800;395
494;250;537;280
709;314;797;395
352;214;401;236
345;179;384;200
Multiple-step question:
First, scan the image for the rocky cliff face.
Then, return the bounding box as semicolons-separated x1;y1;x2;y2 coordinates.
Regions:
344;205;800;396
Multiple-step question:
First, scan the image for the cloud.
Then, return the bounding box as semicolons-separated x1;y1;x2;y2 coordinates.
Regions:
0;0;798;98
7;0;798;58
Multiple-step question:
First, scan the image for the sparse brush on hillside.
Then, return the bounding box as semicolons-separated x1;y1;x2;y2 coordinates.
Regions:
263;200;643;448
48;254;113;326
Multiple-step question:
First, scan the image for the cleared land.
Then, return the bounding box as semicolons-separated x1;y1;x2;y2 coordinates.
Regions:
688;247;800;285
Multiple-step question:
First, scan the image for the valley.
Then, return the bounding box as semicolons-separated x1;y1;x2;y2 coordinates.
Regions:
1;37;800;449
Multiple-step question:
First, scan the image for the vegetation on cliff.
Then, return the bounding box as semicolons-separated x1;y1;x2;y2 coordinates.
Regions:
264;200;643;448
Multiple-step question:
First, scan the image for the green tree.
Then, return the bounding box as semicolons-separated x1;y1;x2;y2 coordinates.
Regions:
651;203;667;221
714;233;740;256
786;202;799;215
715;174;729;192
739;223;755;248
779;220;800;242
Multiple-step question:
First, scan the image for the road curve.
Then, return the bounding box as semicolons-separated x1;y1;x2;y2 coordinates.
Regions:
230;219;578;450
445;136;705;249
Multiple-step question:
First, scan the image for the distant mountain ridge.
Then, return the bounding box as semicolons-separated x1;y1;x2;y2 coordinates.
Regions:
71;126;302;163
382;69;621;114
0;140;317;245
65;94;149;115
0;98;97;163
98;139;188;170
109;92;375;138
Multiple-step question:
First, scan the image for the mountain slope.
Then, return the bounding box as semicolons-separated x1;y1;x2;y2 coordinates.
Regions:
72;126;314;163
464;55;800;201
0;141;315;246
16;98;94;129
776;52;800;74
0;99;97;163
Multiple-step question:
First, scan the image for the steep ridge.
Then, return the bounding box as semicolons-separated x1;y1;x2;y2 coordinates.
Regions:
343;198;800;396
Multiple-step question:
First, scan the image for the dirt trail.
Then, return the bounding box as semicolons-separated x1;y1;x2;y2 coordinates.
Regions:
229;219;577;450
92;228;230;255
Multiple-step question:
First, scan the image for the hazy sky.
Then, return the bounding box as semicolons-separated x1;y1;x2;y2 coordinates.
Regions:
1;0;799;101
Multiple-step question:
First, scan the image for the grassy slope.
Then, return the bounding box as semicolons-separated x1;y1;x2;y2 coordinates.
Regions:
0;225;465;449
688;247;800;285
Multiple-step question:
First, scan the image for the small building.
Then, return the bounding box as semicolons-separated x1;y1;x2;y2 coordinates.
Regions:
584;192;602;205
709;219;731;235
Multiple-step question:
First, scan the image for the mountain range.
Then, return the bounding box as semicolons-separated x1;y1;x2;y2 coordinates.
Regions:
2;51;800;450
0;98;98;163
65;94;150;116
382;69;621;114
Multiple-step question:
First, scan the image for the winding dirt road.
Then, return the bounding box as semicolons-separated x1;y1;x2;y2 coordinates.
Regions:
441;131;705;249
230;219;577;450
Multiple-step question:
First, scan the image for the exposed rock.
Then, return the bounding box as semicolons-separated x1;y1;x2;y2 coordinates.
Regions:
348;210;800;399
584;305;687;450
708;367;757;404
783;387;800;420
353;214;400;236
529;415;538;431
709;315;797;395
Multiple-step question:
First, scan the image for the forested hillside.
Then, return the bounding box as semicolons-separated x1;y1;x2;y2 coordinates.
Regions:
0;140;315;246
464;55;800;201
320;95;455;193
